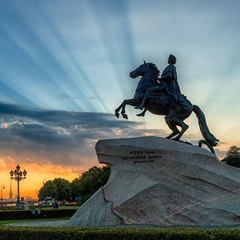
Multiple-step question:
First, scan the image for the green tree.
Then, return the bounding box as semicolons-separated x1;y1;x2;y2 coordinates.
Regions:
226;145;240;157
71;165;110;202
38;180;58;200
71;177;83;200
52;178;72;201
222;145;240;168
38;178;71;201
38;166;110;203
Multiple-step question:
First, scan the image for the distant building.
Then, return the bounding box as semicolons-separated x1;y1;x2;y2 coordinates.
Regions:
9;180;13;200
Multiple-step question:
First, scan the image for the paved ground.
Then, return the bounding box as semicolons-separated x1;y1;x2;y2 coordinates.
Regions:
6;220;69;227
6;220;240;229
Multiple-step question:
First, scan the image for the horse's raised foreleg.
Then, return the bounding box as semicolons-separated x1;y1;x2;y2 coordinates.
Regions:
121;99;140;119
115;103;123;118
116;98;140;119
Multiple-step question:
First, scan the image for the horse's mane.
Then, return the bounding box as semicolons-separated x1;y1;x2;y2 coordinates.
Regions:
148;62;160;77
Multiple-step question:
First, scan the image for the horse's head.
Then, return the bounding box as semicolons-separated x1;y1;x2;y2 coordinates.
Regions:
129;61;160;81
129;60;148;79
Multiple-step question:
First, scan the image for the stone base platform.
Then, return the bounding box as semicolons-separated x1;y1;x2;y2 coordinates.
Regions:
67;137;240;227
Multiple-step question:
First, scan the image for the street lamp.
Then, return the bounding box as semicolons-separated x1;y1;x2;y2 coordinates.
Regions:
1;185;5;207
10;165;27;209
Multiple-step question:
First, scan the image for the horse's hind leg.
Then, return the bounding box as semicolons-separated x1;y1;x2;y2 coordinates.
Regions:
171;118;189;141
165;116;180;139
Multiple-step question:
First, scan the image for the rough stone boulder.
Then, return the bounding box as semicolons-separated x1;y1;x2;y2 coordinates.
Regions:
68;137;240;227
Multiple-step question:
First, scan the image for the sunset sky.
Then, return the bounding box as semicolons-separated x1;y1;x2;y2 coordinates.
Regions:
0;0;240;199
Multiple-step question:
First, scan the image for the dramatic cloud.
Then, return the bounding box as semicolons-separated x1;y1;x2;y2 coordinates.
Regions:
0;102;225;171
0;103;166;168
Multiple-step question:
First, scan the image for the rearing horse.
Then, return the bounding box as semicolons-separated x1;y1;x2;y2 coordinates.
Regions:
115;61;219;153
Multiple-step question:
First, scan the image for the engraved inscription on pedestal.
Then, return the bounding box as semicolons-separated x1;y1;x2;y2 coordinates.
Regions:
121;150;162;163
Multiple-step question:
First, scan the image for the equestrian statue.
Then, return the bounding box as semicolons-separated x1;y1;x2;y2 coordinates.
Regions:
115;54;219;153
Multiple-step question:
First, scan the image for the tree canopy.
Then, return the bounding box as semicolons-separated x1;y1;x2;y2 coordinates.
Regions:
38;165;110;203
222;145;240;168
38;178;71;201
71;166;110;202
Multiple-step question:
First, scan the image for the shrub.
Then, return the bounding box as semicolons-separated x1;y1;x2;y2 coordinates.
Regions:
0;209;77;220
0;227;215;240
1;226;240;239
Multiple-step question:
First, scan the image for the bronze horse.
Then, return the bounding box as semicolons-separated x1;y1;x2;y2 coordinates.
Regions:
115;61;219;153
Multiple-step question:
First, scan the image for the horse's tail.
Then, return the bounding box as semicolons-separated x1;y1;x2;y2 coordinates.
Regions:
193;105;219;148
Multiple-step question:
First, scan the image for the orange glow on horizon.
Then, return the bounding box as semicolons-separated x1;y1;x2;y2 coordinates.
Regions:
0;155;100;200
0;134;237;200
